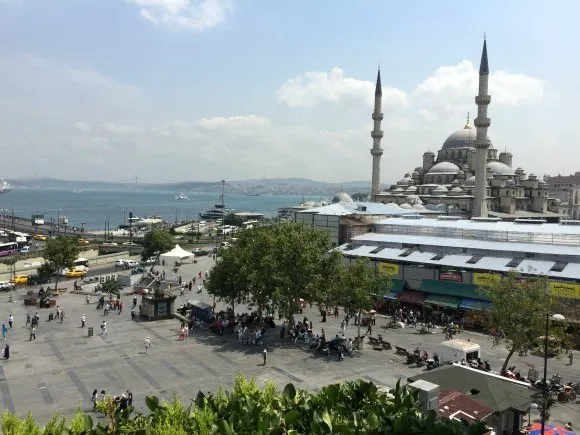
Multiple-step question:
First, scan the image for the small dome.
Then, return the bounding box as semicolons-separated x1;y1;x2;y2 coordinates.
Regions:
451;186;464;193
432;185;449;195
393;187;404;192
412;204;425;210
412;171;419;177
331;192;353;203
428;161;461;174
406;194;423;206
515;167;524;173
423;150;435;156
451;179;459;185
487;161;515;176
405;186;418;192
442;126;492;150
399;203;414;210
303;201;315;207
539;179;547;186
507;179;516;186
465;176;476;187
397;176;412;186
529;173;538;181
414;167;423;172
385;203;400;208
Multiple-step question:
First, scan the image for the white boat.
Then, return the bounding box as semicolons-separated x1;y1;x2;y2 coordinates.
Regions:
0;178;11;194
174;193;188;200
199;204;236;219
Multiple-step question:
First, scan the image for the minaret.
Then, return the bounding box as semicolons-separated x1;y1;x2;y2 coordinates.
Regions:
473;36;491;218
370;68;384;199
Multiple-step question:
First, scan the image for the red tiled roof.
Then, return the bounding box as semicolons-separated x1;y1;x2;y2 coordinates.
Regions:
547;175;580;184
439;390;494;424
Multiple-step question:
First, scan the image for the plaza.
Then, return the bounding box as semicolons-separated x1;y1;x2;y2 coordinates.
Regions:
0;254;577;428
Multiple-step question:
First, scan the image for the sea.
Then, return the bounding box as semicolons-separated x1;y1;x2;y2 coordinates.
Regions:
0;189;318;231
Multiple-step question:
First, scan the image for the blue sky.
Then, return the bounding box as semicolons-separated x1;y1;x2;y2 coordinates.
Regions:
0;0;578;182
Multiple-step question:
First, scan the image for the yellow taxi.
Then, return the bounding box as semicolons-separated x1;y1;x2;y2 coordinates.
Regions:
33;234;47;241
10;275;28;285
66;269;87;278
77;238;90;245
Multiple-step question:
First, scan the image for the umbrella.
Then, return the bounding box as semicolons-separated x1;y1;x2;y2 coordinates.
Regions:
528;423;575;435
368;309;377;314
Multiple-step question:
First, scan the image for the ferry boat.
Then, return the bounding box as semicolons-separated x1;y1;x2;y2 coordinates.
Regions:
199;204;236;220
0;178;11;194
174;192;188;200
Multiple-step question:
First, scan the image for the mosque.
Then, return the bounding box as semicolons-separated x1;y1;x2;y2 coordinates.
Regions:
369;38;564;221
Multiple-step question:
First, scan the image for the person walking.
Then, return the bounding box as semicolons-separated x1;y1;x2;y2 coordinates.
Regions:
8;315;13;329
55;306;61;319
91;389;98;409
100;321;107;335
60;310;65;323
262;348;268;366
569;350;574;365
81;314;86;328
25;313;31;326
29;325;36;341
1;324;7;340
144;337;151;354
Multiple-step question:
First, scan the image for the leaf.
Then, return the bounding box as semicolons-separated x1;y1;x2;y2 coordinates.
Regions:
83;414;93;430
285;410;301;427
218;419;234;435
145;395;160;412
283;383;297;401
321;410;333;431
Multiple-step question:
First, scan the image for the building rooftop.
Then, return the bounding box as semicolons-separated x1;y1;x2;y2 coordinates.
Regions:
438;390;494;424
299;201;418;217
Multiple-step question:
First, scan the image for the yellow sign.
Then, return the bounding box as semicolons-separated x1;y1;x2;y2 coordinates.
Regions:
473;273;501;287
550;281;580;300
377;262;399;276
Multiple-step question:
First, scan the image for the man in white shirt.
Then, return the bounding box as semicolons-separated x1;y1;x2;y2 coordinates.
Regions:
144;337;151;354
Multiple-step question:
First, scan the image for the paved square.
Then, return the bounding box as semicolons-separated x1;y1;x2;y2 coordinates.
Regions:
0;254;577;428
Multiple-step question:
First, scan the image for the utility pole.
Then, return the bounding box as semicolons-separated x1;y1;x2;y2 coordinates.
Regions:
129;211;133;245
57;209;61;236
221;180;226;242
11;206;14;231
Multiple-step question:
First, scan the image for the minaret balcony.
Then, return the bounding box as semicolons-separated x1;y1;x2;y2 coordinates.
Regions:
475;95;491;105
372;112;384;121
371;130;384;139
474;118;490;128
370;147;384;156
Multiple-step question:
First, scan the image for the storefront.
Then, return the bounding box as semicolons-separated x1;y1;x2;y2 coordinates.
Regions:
397;290;428;305
424;294;462;309
459;298;492;311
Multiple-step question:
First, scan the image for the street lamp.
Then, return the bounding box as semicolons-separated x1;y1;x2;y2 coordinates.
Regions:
57;209;62;236
540;312;565;435
123;209;126;226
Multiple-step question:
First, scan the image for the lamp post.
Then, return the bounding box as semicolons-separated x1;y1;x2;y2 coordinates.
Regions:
123;209;126;226
57;209;62;236
541;312;565;435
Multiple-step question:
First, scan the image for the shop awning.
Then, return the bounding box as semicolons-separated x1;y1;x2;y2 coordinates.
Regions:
424;294;461;309
390;278;406;293
397;290;427;305
384;291;400;300
459;298;492;311
420;279;489;301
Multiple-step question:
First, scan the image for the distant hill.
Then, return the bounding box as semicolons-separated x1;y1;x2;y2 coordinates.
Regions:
10;177;373;196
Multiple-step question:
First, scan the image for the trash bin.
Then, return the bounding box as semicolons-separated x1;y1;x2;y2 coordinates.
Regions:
88;327;93;337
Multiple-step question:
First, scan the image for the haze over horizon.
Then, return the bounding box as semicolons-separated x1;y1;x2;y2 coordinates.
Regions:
0;1;577;183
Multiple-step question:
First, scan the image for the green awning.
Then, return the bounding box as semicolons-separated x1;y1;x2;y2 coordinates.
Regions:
390;279;406;293
424;294;462;309
420;279;490;301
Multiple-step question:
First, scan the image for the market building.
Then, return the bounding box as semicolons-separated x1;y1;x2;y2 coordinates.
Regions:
546;172;580;219
338;215;580;321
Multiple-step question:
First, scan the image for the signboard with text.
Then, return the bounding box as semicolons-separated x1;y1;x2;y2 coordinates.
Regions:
439;271;462;282
377;262;400;276
473;273;501;287
550;281;580;300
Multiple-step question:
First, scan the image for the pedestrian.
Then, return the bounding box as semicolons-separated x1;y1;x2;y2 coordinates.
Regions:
8;315;13;329
29;325;36;341
60;310;65;323
262;348;268;366
2;344;9;360
118;302;123;315
104;303;109;316
1;324;7;340
25;313;31;326
144;337;151;354
366;322;372;336
569;351;574;365
55;306;60;319
101;321;107;335
91;389;98;409
81;314;86;328
100;390;106;402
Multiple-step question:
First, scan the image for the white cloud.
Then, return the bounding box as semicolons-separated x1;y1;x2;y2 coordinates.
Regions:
277;67;409;110
128;0;233;30
73;121;91;133
99;123;144;135
411;60;547;119
197;115;270;130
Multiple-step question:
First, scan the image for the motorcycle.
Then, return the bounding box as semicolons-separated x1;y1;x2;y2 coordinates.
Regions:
426;353;440;370
557;385;577;403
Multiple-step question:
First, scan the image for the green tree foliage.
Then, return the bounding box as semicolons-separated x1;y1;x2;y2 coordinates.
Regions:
338;258;386;337
223;212;244;227
351;192;369;201
99;279;121;297
36;262;57;280
478;271;566;372
142;229;174;260
42;236;81;292
1;375;488;434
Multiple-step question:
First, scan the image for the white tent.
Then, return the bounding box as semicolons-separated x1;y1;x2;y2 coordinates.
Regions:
159;244;194;264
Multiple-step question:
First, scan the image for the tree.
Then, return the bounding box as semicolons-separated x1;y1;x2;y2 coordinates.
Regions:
478;271;565;373
351;192;369;201
42;236;80;292
223;212;244;227
1;375;488;434
99;279;121;297
339;258;386;338
206;244;249;311
142;228;173;260
36;262;56;280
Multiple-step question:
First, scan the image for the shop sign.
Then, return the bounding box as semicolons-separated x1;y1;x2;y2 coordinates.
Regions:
377;262;399;276
439;271;462;282
473;273;501;287
550;281;580;300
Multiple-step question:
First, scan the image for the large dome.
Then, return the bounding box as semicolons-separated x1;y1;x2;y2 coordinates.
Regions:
442;126;492;150
487;161;515;176
331;192;353;203
428;161;461;174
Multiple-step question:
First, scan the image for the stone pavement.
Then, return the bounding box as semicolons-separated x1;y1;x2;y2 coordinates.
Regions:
0;254;577;428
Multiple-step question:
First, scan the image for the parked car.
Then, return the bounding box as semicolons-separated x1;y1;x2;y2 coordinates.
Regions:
66;269;86;278
20;246;31;254
0;281;15;291
140;257;157;266
77;238;90;244
191;248;209;256
10;275;28;285
115;259;127;268
125;260;139;268
27;274;51;285
33;234;47;241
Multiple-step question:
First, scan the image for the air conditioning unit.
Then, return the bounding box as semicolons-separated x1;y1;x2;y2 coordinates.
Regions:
409;380;440;416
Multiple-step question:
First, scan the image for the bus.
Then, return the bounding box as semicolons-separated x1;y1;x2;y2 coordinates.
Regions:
59;258;90;276
0;242;19;257
32;214;45;225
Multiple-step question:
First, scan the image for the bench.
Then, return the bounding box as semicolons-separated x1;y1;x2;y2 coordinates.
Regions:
395;346;407;356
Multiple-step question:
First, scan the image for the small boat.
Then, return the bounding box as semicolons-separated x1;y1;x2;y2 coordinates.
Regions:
199;204;236;219
174;193;188;200
0;178;11;194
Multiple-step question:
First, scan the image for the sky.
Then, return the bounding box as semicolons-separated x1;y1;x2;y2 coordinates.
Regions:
0;0;579;184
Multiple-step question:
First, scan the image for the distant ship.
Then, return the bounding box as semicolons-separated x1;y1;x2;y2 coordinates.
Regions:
174;193;188;200
199;204;236;219
244;193;260;196
0;178;11;194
